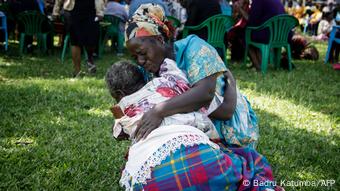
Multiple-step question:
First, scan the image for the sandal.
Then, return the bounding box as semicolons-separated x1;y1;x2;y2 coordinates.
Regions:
246;62;254;68
72;70;83;78
87;61;97;74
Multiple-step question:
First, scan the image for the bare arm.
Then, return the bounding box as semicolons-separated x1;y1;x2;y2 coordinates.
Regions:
209;70;237;120
52;0;64;16
95;0;105;17
234;0;249;21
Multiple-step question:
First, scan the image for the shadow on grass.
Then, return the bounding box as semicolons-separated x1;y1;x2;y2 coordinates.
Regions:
0;82;128;190
0;49;130;80
255;108;339;191
0;79;339;190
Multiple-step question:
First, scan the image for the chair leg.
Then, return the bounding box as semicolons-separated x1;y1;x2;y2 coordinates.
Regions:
261;46;270;74
117;33;124;54
42;34;48;54
61;35;70;63
243;44;249;65
286;45;292;71
19;33;25;54
325;40;333;64
4;28;8;51
98;26;107;59
83;47;88;61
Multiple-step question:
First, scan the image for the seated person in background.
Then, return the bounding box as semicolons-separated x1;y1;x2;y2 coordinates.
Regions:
104;0;128;22
104;0;128;52
227;0;250;63
164;0;186;21
8;0;45;51
105;60;279;191
179;0;221;40
307;5;323;35
285;0;300;15
315;11;333;41
244;0;286;70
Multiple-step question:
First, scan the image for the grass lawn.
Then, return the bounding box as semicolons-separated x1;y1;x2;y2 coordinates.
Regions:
0;41;339;190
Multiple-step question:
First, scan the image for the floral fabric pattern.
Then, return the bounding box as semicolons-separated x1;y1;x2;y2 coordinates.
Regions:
114;58;220;140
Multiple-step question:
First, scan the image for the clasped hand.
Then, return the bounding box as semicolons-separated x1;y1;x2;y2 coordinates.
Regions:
132;106;163;141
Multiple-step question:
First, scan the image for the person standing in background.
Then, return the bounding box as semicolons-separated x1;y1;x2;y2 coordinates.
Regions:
53;0;105;77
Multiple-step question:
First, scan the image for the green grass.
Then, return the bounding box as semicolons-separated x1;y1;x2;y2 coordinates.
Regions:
0;42;339;191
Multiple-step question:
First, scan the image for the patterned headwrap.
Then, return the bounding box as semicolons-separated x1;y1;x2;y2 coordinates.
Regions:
125;3;173;42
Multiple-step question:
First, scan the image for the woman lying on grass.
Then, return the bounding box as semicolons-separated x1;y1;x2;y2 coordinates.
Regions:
105;60;280;191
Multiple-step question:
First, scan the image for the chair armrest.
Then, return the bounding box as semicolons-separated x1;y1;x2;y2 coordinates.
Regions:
182;21;207;38
244;24;268;43
182;27;189;38
244;27;252;43
246;24;268;32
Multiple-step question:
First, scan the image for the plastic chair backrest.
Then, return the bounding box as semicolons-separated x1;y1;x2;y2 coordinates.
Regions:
0;11;6;29
329;25;340;43
324;25;340;63
167;15;181;28
17;11;49;35
198;14;234;47
258;14;298;46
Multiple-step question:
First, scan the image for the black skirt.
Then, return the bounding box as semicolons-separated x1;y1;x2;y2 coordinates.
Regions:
64;0;99;46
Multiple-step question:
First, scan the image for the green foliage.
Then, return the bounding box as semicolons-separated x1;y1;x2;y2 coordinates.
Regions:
0;42;339;190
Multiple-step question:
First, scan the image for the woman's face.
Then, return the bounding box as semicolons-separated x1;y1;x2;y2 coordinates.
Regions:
126;37;166;74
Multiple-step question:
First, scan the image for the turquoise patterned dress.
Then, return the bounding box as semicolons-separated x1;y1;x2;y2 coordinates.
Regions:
174;35;259;148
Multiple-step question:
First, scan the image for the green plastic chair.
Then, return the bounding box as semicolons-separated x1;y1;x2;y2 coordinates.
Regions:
182;14;234;66
166;15;181;28
61;33;70;63
101;15;125;55
243;14;299;74
17;11;52;54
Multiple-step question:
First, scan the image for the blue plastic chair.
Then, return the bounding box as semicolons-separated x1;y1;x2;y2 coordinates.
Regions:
324;25;340;64
0;11;8;51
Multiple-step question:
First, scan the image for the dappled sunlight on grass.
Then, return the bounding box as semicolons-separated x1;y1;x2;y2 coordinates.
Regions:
0;38;338;190
87;108;111;118
243;89;337;136
1;136;37;154
240;88;339;180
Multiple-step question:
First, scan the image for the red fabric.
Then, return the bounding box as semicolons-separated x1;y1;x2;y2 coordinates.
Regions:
333;63;340;70
190;166;209;184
